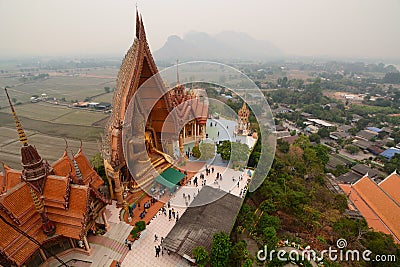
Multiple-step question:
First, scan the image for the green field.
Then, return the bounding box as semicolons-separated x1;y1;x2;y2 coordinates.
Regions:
0;127;100;170
91;92;113;103
52;109;109;126
0;112;104;141
0;66;117;170
0;70;116;108
0;102;108;126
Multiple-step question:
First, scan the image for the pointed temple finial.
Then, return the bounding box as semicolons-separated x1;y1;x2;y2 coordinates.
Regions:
70;149;84;184
5;87;28;146
136;7;140;38
176;59;180;84
64;138;69;152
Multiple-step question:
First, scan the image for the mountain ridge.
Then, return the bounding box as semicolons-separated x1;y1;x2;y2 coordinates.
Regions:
154;31;284;62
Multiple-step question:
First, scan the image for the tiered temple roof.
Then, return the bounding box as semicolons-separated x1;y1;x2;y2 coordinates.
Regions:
1;89;109;266
168;84;208;128
0;148;109;265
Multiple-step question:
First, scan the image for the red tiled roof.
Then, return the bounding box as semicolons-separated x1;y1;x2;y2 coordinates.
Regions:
0;210;46;265
0;149;108;266
339;183;391;235
52;151;76;178
379;172;400;204
0;172;4;194
0;183;36;223
3;165;22;192
352;176;400;243
74;149;104;189
43;175;71;209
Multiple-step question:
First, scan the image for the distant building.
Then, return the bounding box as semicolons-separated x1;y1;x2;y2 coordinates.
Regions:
88;102;100;108
330;131;351;140
306;118;335;129
380;148;400;160
355;129;378;141
73;101;89;108
96;102;112;110
367;127;382;133
305;124;319;134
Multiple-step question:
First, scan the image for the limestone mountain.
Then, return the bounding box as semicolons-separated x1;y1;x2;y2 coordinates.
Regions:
154;31;283;62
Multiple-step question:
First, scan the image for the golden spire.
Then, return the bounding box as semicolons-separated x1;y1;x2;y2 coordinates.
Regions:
5;87;28;146
30;187;44;213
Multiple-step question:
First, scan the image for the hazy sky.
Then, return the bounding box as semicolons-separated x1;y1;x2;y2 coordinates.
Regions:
1;0;400;59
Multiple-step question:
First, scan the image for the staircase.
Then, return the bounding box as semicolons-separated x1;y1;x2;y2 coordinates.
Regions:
89;222;132;264
129;150;173;193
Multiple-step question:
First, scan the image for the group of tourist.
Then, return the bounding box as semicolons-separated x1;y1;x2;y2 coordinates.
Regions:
124;238;132;250
158;204;180;222
154;235;170;257
135;197;158;220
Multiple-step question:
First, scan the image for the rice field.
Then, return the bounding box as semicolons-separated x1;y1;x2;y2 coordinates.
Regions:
0;69;116;107
0;128;100;169
0;102;109;126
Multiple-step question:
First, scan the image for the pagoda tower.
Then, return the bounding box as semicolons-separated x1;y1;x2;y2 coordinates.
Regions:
5;88;56;236
235;102;250;136
102;11;174;206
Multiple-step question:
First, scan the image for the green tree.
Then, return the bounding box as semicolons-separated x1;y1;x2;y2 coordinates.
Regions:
192;246;209;267
211;232;232;267
317;127;330;138
262;227;278;249
192;145;201;158
309;133;321;144
104;86;110;93
12;97;17;104
90;153;106;180
231;240;249;264
345;145;360;154
217;141;249;162
241;258;253;267
314;144;329;165
277;139;290;153
386;140;395;147
199;142;216;160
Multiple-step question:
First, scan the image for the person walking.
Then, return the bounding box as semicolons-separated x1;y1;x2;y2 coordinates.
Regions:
155;246;160;257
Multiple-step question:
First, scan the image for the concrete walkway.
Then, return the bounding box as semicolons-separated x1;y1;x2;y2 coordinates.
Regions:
121;165;250;266
48;165;250;267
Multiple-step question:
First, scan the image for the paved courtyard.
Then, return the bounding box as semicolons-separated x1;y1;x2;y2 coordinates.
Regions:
47;164;251;267
122;165;251;266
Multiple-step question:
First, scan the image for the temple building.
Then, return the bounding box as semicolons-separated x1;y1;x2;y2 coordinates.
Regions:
167;83;208;151
0;89;110;267
234;102;251;136
102;11;208;205
339;171;400;243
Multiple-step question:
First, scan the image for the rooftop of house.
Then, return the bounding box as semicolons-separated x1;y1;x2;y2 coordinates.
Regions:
351;175;400;243
356;129;378;141
162;186;242;257
380;148;400;160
